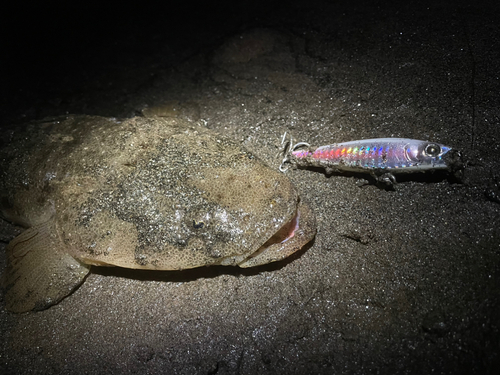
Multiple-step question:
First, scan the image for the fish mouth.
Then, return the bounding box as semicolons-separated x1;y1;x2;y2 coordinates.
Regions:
257;208;301;249
237;199;316;268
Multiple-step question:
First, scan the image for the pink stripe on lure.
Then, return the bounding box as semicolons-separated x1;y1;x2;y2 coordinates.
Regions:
290;138;452;173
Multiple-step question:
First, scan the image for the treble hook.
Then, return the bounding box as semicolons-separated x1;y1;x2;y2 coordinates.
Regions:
279;132;310;172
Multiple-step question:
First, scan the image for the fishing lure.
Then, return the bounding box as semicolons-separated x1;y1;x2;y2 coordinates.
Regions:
280;137;456;185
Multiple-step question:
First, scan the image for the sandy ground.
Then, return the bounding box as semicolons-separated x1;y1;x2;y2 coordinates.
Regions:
1;1;499;374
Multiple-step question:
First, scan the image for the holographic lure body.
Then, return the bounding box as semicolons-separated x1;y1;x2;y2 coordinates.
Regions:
288;138;452;176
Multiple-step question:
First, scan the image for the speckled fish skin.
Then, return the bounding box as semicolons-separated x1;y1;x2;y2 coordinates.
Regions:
0;115;316;312
291;138;452;174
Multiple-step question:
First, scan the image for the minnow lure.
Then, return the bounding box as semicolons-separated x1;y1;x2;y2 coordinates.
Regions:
280;137;455;185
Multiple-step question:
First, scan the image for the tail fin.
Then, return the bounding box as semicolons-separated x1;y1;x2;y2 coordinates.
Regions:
2;220;90;313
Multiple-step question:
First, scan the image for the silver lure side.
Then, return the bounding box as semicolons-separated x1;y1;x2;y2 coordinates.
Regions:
290;138;452;174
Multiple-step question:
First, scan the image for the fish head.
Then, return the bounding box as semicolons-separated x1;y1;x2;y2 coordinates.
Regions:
404;141;452;170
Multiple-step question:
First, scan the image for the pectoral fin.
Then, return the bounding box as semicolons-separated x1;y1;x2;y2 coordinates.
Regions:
2;220;90;313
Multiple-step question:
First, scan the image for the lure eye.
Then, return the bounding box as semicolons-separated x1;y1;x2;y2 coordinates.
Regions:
424;144;441;157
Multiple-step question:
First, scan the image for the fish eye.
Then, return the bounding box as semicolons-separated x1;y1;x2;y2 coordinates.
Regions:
193;220;205;229
425;144;441;157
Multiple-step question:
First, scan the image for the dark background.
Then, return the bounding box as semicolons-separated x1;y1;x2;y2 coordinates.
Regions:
1;1;499;374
